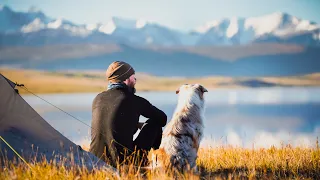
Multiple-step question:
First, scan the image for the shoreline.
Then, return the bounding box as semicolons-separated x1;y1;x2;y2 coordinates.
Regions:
1;68;320;94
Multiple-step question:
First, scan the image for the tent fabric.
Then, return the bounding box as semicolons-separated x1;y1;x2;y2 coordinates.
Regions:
0;74;117;173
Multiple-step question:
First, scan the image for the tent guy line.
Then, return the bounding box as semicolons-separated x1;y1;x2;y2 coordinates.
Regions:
0;135;33;169
15;83;93;130
0;74;121;174
15;84;134;154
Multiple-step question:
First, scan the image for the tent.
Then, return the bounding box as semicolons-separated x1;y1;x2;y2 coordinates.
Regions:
0;74;118;174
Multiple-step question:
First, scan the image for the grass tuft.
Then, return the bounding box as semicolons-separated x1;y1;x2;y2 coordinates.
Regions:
1;144;319;179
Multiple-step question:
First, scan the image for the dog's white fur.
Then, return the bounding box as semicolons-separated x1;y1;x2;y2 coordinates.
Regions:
150;84;207;171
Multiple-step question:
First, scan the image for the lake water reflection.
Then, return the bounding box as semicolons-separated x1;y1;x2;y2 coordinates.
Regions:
22;87;320;149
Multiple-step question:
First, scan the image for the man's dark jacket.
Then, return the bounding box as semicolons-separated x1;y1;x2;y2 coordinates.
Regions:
89;86;167;166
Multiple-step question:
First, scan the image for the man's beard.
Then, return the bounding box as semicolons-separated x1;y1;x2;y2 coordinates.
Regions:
127;83;136;94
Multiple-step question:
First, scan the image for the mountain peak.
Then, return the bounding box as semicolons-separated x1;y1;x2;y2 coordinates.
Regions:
28;6;41;13
109;16;149;29
0;5;11;12
195;20;221;33
136;19;148;29
47;18;63;29
0;7;319;46
111;16;137;29
270;11;290;17
195;12;296;34
262;11;292;23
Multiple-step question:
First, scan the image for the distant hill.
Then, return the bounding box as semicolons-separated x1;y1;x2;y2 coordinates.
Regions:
1;43;319;77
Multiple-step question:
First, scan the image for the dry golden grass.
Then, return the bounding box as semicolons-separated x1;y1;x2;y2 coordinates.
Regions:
0;68;238;94
0;68;106;94
1;68;320;95
197;145;320;179
1;144;319;179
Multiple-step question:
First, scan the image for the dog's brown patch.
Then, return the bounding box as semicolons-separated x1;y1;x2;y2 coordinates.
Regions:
168;131;193;140
182;107;188;113
148;148;171;168
169;131;180;139
192;137;199;150
199;92;204;100
181;117;191;123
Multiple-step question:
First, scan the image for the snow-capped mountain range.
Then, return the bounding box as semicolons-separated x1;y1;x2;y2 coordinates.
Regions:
1;5;319;46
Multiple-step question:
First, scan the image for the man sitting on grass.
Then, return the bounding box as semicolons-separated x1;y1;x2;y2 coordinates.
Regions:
89;61;167;167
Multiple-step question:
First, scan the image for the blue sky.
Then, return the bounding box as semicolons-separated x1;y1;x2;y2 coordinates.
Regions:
3;0;320;31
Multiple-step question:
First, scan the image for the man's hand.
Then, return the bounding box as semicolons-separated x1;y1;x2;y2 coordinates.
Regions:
137;122;144;130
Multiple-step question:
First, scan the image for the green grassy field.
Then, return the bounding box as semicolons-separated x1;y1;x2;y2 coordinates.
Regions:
1;68;320;94
1;144;319;179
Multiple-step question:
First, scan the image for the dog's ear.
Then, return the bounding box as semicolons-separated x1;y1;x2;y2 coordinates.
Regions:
198;85;208;93
176;88;180;94
195;84;208;100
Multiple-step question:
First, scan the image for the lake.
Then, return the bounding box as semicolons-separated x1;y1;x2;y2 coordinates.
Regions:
22;87;320;149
